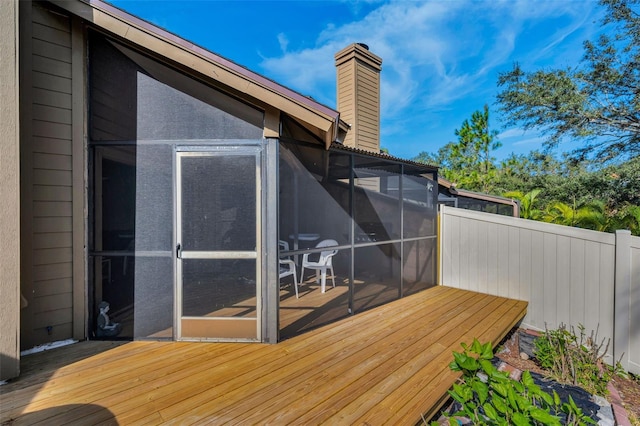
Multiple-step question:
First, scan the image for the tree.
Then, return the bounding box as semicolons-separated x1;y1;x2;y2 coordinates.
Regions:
496;0;640;162
493;151;563;196
581;156;640;207
542;200;610;231
503;189;543;220
453;104;502;192
414;105;501;192
412;150;440;166
616;204;640;234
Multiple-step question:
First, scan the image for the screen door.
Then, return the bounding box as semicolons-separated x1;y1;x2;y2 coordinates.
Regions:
176;148;261;341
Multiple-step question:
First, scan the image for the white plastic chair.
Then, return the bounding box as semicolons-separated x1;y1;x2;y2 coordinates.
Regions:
279;240;299;298
299;239;338;293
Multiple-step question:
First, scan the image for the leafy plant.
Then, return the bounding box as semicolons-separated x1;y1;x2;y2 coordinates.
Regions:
434;339;596;425
534;324;612;396
504;189;543;220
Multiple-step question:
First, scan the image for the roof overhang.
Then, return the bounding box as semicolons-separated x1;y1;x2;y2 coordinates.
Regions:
438;177;520;216
51;0;342;149
331;143;438;173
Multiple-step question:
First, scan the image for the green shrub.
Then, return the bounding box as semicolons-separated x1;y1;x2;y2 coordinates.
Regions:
435;339;595;426
533;324;612;396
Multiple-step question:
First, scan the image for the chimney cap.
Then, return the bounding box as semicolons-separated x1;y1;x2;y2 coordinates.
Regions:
334;43;382;69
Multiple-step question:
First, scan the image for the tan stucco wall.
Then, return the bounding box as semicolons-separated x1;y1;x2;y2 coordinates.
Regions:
0;0;21;381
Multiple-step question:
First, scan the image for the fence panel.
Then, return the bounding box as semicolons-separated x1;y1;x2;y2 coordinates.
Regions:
440;206;623;366
630;237;640;373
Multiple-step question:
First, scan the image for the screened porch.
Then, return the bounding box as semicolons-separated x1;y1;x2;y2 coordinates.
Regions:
277;139;438;340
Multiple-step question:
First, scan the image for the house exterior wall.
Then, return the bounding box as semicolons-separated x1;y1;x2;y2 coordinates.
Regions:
0;0;21;381
4;0;347;358
20;2;85;350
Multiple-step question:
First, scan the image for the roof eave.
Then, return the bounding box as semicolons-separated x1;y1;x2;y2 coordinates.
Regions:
51;0;341;143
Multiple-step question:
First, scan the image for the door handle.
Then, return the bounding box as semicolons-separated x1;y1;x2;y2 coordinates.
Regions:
176;243;182;258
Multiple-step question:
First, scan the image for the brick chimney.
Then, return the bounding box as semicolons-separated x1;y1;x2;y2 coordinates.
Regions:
335;43;382;152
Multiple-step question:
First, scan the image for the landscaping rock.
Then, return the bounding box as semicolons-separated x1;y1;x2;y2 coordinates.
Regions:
518;329;538;359
592;395;615;426
497;360;522;381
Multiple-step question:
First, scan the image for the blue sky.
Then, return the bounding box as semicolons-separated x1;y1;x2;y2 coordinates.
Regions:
108;0;605;162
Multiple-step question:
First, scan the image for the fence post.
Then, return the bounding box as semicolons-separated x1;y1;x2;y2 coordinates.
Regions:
614;230;632;371
438;207;444;285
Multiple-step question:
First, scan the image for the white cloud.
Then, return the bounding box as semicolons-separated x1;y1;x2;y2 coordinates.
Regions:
258;0;602;157
498;128;546;153
512;136;546;147
277;33;289;53
498;128;529;140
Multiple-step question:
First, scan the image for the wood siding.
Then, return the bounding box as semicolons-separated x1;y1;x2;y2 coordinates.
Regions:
337;60;380;152
335;45;381;153
336;60;355;145
354;64;380;152
21;3;76;350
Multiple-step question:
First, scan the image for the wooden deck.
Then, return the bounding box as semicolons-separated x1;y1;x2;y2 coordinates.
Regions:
1;286;527;425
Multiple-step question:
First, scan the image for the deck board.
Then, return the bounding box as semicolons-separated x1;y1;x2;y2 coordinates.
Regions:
0;287;527;425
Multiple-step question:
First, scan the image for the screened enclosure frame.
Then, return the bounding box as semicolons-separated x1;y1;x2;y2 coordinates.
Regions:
174;144;265;342
85;26;438;344
277;139;438;339
86;28;277;342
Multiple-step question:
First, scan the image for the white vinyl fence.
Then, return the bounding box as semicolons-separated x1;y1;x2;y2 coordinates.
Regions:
439;205;640;374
